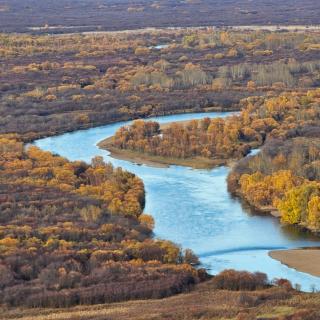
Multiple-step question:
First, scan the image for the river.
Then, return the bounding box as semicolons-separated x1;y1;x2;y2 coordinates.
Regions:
34;111;320;291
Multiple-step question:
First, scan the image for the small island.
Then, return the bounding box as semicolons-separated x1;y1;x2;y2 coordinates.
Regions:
98;135;227;169
98;117;258;169
98;120;232;169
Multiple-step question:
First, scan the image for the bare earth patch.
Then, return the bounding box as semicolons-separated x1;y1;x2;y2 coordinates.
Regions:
269;249;320;277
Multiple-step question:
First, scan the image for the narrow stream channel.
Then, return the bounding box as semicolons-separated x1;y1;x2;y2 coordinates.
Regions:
34;112;320;291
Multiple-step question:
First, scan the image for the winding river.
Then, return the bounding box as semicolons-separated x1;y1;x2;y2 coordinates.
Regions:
34;111;320;291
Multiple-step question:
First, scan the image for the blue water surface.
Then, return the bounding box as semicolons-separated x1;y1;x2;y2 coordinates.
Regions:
34;112;320;291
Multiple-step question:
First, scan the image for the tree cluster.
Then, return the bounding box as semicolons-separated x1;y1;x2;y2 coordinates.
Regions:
229;89;320;232
0;136;201;307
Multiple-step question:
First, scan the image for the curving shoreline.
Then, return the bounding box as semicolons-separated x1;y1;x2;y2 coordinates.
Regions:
269;249;320;278
99;117;320;280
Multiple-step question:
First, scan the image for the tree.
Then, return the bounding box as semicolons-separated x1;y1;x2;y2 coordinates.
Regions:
183;249;200;265
278;183;320;225
80;205;103;222
307;195;320;229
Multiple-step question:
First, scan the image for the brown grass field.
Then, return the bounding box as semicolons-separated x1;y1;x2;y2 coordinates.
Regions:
1;279;320;320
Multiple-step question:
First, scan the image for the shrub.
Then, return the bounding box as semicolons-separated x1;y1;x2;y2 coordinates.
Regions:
211;270;269;291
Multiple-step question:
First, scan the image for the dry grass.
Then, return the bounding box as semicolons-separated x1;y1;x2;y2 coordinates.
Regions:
1;280;320;320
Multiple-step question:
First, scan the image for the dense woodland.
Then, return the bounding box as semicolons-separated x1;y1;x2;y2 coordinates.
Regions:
0;135;203;307
2;29;320;140
112;114;255;160
226;90;320;232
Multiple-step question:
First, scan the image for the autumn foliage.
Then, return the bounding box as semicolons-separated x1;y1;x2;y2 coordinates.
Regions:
112;115;255;161
111;88;320;231
229;89;320;231
211;269;269;291
2;28;320;311
0;136;201;307
112;88;316;162
2;29;320;141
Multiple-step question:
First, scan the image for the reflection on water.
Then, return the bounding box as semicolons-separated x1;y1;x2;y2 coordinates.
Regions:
280;224;320;242
34;111;320;291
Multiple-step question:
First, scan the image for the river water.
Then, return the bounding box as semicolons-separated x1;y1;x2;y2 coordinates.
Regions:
34;112;320;291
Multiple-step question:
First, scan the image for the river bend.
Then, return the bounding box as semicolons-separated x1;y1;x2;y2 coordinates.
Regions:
34;112;320;291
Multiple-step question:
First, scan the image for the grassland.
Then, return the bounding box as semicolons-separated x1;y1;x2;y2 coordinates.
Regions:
1;279;320;320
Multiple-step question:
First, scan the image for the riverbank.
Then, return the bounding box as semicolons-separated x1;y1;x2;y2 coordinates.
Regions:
98;136;228;169
269;249;320;278
235;190;282;218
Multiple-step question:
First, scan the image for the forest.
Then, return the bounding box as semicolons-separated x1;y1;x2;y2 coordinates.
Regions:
0;134;203;307
110;115;255;161
227;90;320;233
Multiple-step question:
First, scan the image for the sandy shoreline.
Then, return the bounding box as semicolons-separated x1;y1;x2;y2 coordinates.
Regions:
269;249;320;277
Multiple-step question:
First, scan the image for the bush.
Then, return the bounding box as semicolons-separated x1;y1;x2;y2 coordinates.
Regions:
211;270;269;291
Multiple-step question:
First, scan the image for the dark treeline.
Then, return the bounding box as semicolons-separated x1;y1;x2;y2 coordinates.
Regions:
4;267;320;320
